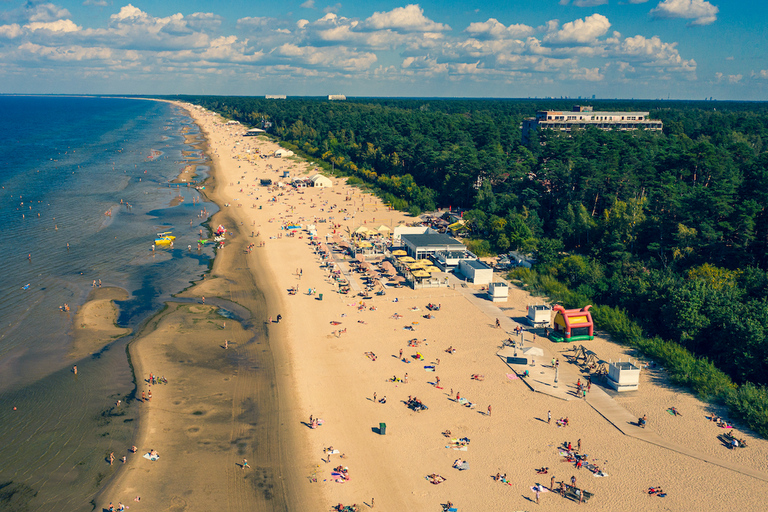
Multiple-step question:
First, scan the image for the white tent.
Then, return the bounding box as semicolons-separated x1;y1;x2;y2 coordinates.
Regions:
310;174;333;188
521;346;544;357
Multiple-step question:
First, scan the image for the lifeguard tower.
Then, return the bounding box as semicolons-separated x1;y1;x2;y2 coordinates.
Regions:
526;305;551;327
487;282;509;302
606;359;640;392
550;305;594;342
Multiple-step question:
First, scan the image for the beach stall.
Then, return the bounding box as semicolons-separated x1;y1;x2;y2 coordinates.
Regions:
606;359;641;392
550;305;594;342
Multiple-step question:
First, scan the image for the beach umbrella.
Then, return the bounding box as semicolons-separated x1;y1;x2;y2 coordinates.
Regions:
376;225;391;232
424;266;441;273
412;270;430;278
398;256;416;263
392;250;407;256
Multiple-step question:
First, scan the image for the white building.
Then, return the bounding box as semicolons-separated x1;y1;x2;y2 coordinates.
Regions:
522;105;663;144
266;95;287;99
274;148;295;158
310;174;333;188
244;128;265;136
458;259;493;285
328;95;347;101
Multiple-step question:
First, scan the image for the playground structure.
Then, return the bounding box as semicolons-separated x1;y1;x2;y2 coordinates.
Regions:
565;344;608;375
549;305;594;342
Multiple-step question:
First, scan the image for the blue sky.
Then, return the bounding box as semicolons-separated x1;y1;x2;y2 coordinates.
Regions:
0;0;765;99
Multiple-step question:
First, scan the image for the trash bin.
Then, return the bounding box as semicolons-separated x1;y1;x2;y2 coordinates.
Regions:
379;422;386;435
319;293;323;301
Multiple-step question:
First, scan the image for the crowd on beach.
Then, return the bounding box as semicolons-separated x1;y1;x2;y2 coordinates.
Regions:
92;104;768;512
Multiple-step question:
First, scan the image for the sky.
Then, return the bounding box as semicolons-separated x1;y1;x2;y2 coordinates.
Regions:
0;0;766;100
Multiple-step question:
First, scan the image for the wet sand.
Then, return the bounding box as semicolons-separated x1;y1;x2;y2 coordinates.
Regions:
70;287;131;359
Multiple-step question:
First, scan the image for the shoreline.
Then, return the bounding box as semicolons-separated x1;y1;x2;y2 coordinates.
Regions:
95;100;306;511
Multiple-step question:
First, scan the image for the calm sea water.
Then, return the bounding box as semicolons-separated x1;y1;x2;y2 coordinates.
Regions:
0;96;217;510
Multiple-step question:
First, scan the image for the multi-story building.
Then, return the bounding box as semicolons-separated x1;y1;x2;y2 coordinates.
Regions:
522;105;663;144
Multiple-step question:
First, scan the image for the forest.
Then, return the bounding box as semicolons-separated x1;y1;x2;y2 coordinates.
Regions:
169;94;768;435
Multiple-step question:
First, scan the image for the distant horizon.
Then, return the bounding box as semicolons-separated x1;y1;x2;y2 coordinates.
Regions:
1;1;766;101
2;93;766;104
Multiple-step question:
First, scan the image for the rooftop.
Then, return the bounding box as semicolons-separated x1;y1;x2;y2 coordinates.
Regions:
401;233;465;248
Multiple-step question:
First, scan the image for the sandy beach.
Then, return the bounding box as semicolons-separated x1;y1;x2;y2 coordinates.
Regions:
96;102;768;512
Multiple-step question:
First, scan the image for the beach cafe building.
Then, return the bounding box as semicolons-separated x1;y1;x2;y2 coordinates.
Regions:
400;233;466;260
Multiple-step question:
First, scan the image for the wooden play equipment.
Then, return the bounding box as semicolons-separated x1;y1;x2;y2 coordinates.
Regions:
549;305;594;342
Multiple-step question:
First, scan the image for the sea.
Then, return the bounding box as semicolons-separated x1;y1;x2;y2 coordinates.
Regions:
0;96;218;510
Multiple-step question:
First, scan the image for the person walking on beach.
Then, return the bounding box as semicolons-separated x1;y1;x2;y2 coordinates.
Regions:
109;452;115;465
550;475;555;491
399;348;403;360
535;485;540;504
495;318;501;328
147;390;152;401
487;404;492;416
73;365;77;375
577;439;582;452
242;458;250;470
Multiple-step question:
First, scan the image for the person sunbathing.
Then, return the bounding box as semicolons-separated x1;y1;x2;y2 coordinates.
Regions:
471;374;484;381
378;396;387;404
445;346;456;354
442;430;452;437
536;467;549;474
452;459;464;468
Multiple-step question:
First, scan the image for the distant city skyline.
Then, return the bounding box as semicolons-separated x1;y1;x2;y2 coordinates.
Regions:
0;1;765;100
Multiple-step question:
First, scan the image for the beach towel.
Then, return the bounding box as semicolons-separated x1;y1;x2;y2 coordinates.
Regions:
143;453;160;461
456;462;470;471
424;365;435;371
593;471;608;477
530;485;549;493
506;373;519;380
458;397;469;405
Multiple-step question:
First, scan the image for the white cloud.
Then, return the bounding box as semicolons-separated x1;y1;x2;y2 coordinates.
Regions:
323;3;342;14
611;34;696;75
728;74;742;83
759;70;768;79
17;41;112;62
544;14;611;45
575;0;609;6
363;4;450;33
300;0;315;8
0;23;23;39
569;67;604;81
83;0;109;6
650;0;718;26
465;18;534;39
25;19;80;33
274;43;376;70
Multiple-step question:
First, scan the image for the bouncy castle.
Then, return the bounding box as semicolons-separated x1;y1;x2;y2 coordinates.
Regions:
550;305;594;342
